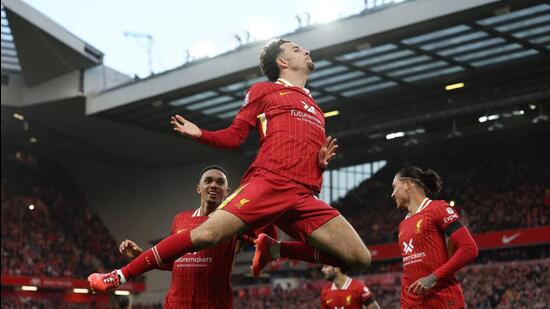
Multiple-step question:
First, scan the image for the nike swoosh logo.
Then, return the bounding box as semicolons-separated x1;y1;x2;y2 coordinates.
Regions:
279;91;292;96
502;233;520;244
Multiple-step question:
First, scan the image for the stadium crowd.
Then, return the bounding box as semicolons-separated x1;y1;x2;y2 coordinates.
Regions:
0;297;112;309
1;151;127;278
459;260;549;309
233;259;549;308
5;257;547;309
335;139;550;245
234;281;320;309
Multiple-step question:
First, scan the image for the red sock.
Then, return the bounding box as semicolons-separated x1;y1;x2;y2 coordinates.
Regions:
279;241;346;269
121;230;193;279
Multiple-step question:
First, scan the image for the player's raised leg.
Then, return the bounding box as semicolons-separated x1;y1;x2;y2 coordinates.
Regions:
88;209;246;292
253;215;370;276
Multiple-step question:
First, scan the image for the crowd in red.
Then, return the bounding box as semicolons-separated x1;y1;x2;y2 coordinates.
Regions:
1;151;129;279
460;260;549;308
232;259;549;308
0;297;112;309
3;257;546;308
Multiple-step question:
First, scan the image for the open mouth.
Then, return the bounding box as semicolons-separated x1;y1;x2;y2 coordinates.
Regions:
207;191;219;199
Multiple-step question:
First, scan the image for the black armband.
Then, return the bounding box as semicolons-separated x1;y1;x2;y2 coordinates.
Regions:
444;220;464;237
364;298;375;306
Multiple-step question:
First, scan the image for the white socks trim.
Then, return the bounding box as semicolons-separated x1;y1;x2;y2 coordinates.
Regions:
116;269;127;284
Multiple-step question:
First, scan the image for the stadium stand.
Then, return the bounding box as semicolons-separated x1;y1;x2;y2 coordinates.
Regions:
0;149;142;307
0;296;108;309
7;254;546;308
234;258;549;308
1;150;127;278
334;137;550;245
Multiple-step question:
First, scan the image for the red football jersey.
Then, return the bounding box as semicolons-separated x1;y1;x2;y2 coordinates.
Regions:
398;198;465;309
237;78;326;192
320;277;374;309
164;209;238;309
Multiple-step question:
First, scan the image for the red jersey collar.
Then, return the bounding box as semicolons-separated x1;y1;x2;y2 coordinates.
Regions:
405;197;431;219
276;78;311;96
331;276;352;291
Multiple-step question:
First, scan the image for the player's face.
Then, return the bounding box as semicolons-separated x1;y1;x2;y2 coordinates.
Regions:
391;175;409;210
321;265;337;281
197;169;229;206
278;42;315;73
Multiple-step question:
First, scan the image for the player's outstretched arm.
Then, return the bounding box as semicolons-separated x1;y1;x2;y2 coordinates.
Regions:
365;300;381;309
318;136;338;169
171;114;251;149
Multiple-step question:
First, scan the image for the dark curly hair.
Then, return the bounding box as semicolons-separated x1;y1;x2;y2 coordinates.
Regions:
259;38;290;82
396;166;443;196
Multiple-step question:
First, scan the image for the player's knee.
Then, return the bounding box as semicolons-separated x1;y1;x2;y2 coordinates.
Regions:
192;229;222;249
347;249;371;271
360;249;372;268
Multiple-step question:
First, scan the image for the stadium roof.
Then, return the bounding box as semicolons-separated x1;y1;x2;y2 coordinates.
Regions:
1;0;103;86
2;0;548;167
89;0;549;135
1;5;19;72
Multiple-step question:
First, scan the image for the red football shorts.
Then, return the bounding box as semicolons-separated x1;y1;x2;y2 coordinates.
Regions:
217;168;340;242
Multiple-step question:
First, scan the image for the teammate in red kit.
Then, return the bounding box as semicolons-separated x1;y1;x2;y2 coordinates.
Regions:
118;166;237;308
117;165;276;308
392;166;478;309
320;265;380;309
87;38;371;292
